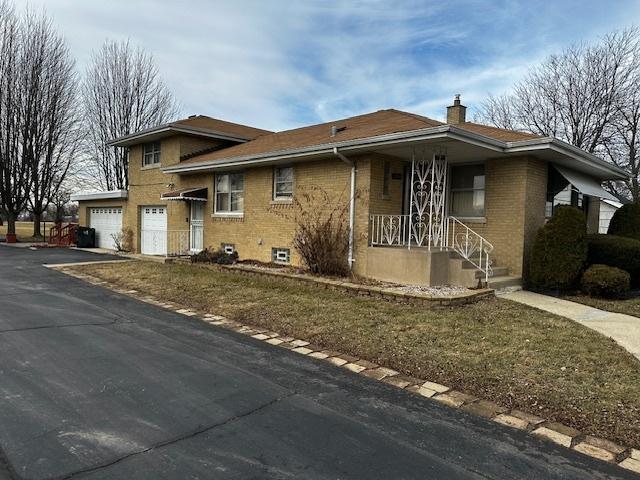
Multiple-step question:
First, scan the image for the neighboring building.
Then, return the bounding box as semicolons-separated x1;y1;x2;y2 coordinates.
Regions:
71;96;627;289
599;199;623;234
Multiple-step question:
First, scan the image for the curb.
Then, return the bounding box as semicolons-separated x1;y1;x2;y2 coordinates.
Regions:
54;265;640;475
217;264;495;307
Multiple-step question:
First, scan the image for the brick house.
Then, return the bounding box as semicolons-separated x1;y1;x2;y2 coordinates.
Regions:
71;96;627;288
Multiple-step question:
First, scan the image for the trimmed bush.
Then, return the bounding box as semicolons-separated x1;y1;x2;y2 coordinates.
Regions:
529;206;588;291
580;264;630;299
587;234;640;287
191;247;238;265
608;203;640;241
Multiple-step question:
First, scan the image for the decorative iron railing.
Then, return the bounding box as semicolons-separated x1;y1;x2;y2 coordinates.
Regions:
167;230;190;257
446;217;493;284
368;214;494;284
369;214;411;246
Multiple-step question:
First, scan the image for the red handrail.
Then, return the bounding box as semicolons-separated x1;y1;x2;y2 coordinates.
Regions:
48;223;78;246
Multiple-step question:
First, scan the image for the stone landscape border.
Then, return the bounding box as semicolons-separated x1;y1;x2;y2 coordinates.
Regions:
50;263;640;475
217;263;494;306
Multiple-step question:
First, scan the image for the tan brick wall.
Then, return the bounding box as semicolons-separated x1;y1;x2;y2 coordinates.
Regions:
94;134;369;266
464;156;547;277
368;154;405;216
124;136;223;252
204;157;358;265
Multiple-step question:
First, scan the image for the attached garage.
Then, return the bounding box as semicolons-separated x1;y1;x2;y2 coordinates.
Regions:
70;190;128;250
89;207;123;249
141;206;167;255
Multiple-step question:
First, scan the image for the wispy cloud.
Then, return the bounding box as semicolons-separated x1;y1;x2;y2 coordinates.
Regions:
24;0;640;129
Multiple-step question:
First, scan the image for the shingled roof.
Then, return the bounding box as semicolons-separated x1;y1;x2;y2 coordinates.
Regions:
171;115;272;140
177;109;542;167
109;115;273;147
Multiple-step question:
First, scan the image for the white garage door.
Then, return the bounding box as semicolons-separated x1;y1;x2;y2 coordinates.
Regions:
89;207;122;249
141;206;167;255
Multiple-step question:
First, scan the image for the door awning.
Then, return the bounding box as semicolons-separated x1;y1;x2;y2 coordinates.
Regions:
161;187;208;202
553;165;618;202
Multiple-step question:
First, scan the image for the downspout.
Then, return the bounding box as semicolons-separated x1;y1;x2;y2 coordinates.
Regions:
333;147;356;270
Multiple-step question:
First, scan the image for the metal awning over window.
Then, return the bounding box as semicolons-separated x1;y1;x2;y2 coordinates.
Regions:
161;187;208;202
553;165;618;202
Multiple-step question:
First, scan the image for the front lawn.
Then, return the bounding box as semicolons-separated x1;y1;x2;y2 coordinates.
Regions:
70;261;640;449
564;294;640;319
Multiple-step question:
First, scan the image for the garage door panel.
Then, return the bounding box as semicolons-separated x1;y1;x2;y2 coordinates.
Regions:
89;207;122;250
141;206;167;255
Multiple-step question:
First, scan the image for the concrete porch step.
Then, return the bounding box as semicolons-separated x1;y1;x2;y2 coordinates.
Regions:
488;275;523;289
475;266;509;278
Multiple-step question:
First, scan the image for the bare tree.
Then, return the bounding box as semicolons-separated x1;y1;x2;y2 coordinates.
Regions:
82;40;178;190
49;186;71;223
20;10;80;238
477;28;640;201
0;1;34;239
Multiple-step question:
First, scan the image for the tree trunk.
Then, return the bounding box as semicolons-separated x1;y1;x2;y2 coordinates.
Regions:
32;211;42;239
6;212;16;236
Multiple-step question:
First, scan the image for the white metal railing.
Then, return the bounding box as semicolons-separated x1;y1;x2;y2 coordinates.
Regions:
369;214;494;284
446;216;493;284
370;214;411;246
166;230;190;257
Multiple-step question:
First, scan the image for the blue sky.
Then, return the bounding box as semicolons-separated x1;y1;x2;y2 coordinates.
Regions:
25;0;640;130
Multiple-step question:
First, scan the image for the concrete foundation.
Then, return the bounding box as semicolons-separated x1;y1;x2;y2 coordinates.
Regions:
364;247;450;286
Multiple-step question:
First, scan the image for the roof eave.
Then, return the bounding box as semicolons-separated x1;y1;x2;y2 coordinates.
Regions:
506;138;629;180
163;125;628;181
70;190;128;202
108;125;252;147
163;126;471;173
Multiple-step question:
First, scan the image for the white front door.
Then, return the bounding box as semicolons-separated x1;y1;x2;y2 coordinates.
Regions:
190;202;204;252
89;207;122;249
141;206;167;255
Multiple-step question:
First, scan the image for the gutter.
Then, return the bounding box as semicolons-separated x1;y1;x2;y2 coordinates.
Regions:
333;147;356;270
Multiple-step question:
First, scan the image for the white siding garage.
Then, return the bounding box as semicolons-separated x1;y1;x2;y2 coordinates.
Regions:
599;199;623;234
141;206;167;255
89;207;123;249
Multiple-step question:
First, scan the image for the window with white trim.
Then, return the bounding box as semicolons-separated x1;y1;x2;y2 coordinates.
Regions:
143;142;161;166
273;166;293;200
271;247;290;264
450;164;485;218
215;173;244;214
222;243;235;255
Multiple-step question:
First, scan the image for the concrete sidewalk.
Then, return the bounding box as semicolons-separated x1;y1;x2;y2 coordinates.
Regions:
501;290;640;361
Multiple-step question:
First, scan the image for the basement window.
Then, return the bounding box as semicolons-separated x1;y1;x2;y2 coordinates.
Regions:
271;247;290;264
143;142;161;166
222;243;235;255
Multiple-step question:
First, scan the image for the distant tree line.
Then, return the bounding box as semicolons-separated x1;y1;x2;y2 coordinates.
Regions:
0;1;177;239
477;27;640;203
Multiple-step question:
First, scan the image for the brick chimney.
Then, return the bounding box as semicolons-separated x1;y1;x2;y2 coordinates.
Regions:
446;94;466;124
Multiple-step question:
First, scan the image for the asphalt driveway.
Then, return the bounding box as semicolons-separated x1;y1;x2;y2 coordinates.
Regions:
0;246;635;479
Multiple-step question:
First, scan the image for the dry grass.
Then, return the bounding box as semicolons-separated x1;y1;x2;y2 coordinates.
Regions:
72;261;640;448
0;221;52;241
564;294;640;319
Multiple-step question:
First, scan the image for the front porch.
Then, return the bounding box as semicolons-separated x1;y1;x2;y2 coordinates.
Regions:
360;146;520;289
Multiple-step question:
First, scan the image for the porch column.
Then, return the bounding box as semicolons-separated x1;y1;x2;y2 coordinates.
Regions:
409;147;448;249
